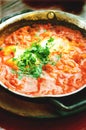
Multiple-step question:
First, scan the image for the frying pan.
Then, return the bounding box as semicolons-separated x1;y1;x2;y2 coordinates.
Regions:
0;10;86;117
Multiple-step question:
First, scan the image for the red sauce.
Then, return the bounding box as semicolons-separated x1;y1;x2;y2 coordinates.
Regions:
0;24;86;97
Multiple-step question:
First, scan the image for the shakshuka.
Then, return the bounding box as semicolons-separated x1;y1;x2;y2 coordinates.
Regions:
0;23;86;96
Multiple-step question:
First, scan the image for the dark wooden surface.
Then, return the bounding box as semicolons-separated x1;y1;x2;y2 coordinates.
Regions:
0;1;86;129
0;108;86;130
0;0;86;19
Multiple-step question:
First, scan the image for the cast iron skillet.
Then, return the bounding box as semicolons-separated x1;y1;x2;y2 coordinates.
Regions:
0;10;86;116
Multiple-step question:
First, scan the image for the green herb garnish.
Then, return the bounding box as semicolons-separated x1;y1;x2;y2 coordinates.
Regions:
56;53;62;61
48;37;54;43
16;42;50;78
11;69;16;74
14;37;62;79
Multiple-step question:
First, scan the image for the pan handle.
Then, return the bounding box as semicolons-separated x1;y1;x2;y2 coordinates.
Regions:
49;98;86;116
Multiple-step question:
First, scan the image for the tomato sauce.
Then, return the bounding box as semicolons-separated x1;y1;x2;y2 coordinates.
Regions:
0;24;86;97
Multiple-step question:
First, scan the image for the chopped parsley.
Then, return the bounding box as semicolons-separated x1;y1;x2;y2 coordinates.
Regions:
56;53;62;61
13;37;62;78
11;69;16;74
48;37;54;43
16;42;50;78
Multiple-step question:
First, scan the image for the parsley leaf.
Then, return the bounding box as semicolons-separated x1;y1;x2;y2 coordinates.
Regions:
56;53;62;61
16;42;50;78
14;36;62;79
48;37;54;43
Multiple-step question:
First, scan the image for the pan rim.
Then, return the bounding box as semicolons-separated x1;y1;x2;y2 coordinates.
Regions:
0;9;86;98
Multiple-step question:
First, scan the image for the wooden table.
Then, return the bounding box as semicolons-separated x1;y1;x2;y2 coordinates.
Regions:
0;1;86;130
0;0;86;19
0;108;86;130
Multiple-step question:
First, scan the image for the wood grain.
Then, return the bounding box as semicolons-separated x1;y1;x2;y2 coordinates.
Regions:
0;0;86;19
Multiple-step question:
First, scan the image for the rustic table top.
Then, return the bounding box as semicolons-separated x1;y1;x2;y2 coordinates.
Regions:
0;1;86;130
0;0;86;19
